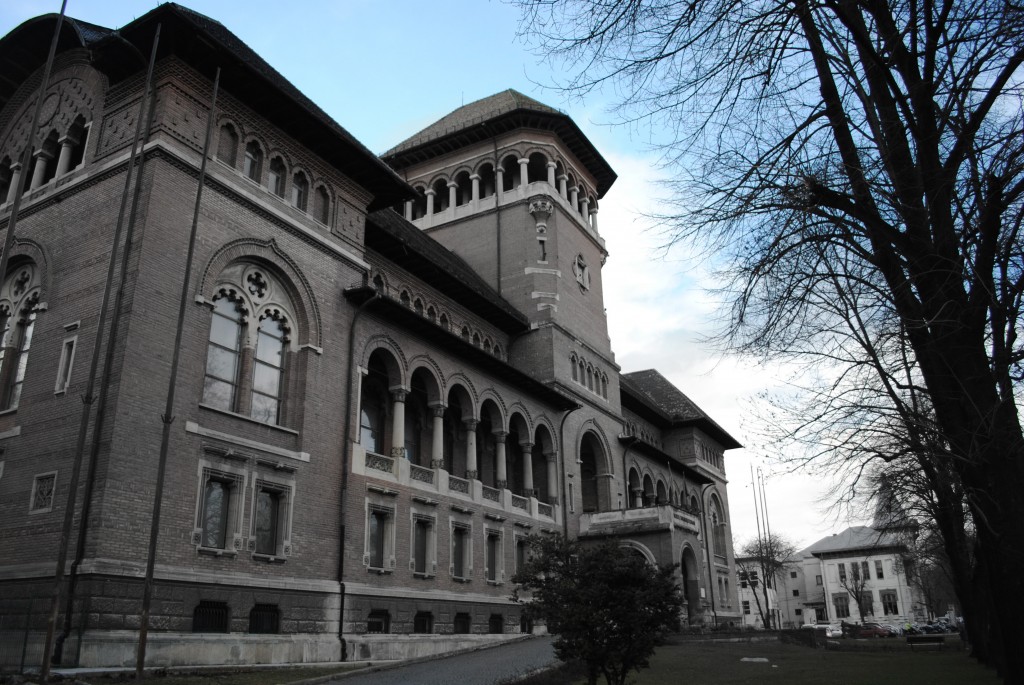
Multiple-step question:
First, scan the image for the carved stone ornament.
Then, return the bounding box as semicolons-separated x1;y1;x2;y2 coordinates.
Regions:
573;254;591;291
528;196;554;231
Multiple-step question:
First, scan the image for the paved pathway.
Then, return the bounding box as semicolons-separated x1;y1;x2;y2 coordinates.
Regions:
324;636;558;685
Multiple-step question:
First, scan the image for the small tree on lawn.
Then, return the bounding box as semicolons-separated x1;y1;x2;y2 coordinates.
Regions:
512;535;682;685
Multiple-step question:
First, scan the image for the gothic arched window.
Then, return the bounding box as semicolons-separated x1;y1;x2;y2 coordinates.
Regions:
0;263;42;410
201;263;295;426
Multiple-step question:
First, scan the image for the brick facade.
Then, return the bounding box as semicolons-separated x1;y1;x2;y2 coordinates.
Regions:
0;5;741;670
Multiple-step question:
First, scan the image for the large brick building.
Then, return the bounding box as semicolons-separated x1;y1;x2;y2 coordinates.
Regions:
0;4;741;669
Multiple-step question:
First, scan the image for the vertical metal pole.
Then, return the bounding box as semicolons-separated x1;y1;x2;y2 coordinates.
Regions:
135;67;220;680
46;24;161;676
12;4;69;681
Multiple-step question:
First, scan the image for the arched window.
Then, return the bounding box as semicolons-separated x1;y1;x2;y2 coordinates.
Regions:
431;178;449;213
217;123;238;166
0;157;11;203
478;163;495;198
501;156;519;192
0;263;42;410
291;171;309;211
360;354;391;455
454;170;472;206
251;313;286;424
244;141;263;182
314;186;330;224
202;296;244;412
268;157;286;197
527;152;547;183
710;495;727;560
201;263;295;426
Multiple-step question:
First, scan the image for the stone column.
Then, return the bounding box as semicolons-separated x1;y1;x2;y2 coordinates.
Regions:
30;151;52;189
546;451;559;504
6;164;22;204
580;196;590;221
448;181;457;209
558;174;567;199
390;389;407;459
495;167;504;200
518;157;529;189
430;405;445;469
589;208;599;233
464;419;478;479
569;186;579;214
546;161;557;187
521;442;535;495
470;173;480;202
404;200;413;221
495;431;508;489
425;188;436;215
632;488;644;508
55;136;76;177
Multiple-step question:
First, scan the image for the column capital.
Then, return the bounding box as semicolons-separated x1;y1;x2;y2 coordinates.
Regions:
463;418;478;431
492;430;509;440
390;388;408;403
519;441;534;452
518;157;530;165
546;161;557;169
431;405;446;419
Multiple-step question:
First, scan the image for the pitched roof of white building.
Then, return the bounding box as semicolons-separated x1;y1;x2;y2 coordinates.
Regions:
800;525;904;557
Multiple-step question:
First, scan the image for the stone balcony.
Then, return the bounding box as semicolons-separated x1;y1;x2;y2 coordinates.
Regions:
579;504;701;538
353;445;559;525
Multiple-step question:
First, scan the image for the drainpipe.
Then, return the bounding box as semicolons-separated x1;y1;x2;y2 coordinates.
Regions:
337;286;379;660
700;482;718;627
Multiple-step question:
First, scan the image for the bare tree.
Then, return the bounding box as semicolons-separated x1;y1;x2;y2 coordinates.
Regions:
514;2;1024;680
738;534;797;629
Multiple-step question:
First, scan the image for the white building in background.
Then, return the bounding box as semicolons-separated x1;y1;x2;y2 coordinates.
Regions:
736;560;779;629
775;526;924;628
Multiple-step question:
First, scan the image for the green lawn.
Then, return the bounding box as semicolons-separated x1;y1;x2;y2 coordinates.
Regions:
527;638;1002;685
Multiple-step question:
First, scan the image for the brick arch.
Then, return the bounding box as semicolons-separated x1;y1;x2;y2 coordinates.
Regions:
361;334;407;388
6;238;51;307
198;238;321;348
407;355;445;404
444;374;478;417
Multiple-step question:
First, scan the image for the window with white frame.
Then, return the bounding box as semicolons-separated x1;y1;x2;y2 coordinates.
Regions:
875;560;884;579
410;513;436;577
451;521;472;581
881;590;899;615
833;593;850;619
29;471;56;513
54;335;76;394
365;502;395;572
485;529;503;584
192;461;246;553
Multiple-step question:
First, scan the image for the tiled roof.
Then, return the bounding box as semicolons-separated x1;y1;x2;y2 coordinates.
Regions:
621;369;741;449
800;526;903;557
384;89;562;156
365;209;529;333
381;89;617;197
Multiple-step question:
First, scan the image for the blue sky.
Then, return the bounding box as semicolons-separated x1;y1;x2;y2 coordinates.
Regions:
0;0;855;548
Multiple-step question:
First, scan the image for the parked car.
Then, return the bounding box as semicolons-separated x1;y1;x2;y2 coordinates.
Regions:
801;623;842;638
857;622;892;638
